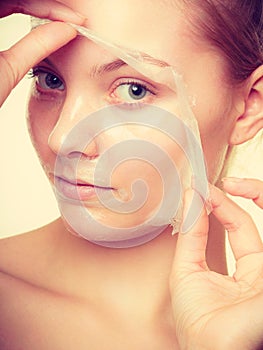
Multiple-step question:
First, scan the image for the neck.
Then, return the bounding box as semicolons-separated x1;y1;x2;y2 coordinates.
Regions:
53;214;226;318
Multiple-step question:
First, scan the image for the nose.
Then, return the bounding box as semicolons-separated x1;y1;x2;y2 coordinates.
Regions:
48;95;99;158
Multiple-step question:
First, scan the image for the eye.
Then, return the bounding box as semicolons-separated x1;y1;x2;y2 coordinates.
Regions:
110;80;155;104
29;68;65;91
117;83;147;101
37;72;64;90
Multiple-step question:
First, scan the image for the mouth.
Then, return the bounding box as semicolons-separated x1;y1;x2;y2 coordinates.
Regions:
54;176;114;202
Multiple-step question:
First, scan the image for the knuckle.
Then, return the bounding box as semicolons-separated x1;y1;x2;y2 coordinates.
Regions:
46;7;57;19
0;51;18;89
224;220;241;233
225;210;254;233
30;29;50;54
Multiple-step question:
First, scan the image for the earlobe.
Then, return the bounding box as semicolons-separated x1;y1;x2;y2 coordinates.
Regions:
230;65;263;145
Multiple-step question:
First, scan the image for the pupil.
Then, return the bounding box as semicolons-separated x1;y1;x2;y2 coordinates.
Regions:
129;84;146;100
46;73;62;89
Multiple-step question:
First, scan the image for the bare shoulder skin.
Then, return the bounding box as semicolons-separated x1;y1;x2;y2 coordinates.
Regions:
0;220;183;349
0;222;107;349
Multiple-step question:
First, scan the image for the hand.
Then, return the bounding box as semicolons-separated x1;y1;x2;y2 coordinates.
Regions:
170;179;263;350
0;0;84;22
0;0;85;107
222;177;263;209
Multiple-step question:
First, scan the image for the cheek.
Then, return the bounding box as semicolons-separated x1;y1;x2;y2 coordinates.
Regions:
111;159;162;196
27;95;60;168
191;90;235;182
176;57;236;182
110;130;186;200
173;49;235;152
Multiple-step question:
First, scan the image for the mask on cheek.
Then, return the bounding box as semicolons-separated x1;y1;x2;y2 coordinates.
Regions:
32;18;210;248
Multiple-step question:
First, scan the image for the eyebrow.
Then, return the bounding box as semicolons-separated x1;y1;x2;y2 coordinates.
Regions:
91;54;169;77
43;54;169;78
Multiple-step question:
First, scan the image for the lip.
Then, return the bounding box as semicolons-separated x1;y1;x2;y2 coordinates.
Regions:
54;176;114;201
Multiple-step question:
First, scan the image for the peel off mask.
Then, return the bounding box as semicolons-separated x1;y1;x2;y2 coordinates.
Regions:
31;18;210;248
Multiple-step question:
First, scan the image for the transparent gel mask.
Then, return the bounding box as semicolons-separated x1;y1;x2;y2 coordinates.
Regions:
31;18;210;248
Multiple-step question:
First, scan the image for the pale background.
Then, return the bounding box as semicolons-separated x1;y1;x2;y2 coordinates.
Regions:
0;14;60;237
0;14;262;272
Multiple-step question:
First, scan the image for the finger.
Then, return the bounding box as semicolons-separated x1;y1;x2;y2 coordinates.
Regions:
0;21;77;107
0;0;85;23
172;189;209;273
222;177;263;209
210;185;263;260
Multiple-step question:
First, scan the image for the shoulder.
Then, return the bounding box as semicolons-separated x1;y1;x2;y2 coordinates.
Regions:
0;220;60;281
0;221;65;350
0;219;95;300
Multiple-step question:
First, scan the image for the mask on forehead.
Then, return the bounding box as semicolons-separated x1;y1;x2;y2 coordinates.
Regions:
31;17;210;248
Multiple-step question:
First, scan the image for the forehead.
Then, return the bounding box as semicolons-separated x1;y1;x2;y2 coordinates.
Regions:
61;0;177;20
58;0;194;66
50;0;227;91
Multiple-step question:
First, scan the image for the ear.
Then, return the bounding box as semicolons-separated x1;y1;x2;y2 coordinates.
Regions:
230;65;263;145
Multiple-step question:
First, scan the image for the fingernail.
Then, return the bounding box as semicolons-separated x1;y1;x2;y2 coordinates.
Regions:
74;11;87;21
69;12;87;25
54;6;87;24
222;177;244;184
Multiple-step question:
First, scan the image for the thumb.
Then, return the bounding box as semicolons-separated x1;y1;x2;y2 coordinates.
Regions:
172;189;209;274
0;21;77;107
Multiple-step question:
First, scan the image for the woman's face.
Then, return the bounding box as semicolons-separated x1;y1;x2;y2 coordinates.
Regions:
27;0;240;230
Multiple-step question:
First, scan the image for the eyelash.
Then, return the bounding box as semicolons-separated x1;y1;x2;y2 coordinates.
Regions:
28;67;65;93
109;78;156;105
28;67;157;105
28;67;62;79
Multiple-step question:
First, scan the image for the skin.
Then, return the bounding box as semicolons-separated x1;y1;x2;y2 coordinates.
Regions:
27;0;238;236
172;183;263;349
0;1;263;349
0;0;85;106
